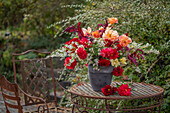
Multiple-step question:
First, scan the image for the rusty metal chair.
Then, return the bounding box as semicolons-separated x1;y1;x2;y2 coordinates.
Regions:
0;75;49;113
12;50;57;110
0;76;23;113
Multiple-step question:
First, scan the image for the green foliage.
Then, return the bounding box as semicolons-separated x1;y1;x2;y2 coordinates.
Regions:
0;0;86;37
0;0;82;80
0;0;25;29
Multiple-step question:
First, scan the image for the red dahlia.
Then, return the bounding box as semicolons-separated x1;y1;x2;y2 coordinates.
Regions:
109;49;119;59
118;84;131;96
64;57;77;69
78;38;90;48
112;66;124;77
101;48;119;59
77;47;87;60
101;85;113;96
98;58;110;67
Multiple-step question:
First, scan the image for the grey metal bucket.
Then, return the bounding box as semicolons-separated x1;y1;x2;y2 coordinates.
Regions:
88;65;114;92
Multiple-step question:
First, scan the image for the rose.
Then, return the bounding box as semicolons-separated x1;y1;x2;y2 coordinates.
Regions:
119;34;132;47
98;58;110;67
103;30;119;42
92;30;100;38
108;17;118;24
101;85;113;96
118;84;131;96
112;66;124;76
77;47;87;60
64;57;77;69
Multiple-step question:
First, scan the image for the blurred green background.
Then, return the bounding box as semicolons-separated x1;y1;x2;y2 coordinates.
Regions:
0;0;169;112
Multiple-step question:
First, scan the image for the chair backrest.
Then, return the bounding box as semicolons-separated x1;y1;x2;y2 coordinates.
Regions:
0;76;23;113
12;50;57;106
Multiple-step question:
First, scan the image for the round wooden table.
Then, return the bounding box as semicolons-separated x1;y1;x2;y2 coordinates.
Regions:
70;82;164;113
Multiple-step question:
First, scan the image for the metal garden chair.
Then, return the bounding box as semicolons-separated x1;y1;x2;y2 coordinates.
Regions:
0;75;48;113
12;50;57;111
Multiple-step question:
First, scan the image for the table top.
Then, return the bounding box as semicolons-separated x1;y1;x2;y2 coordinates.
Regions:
70;82;164;100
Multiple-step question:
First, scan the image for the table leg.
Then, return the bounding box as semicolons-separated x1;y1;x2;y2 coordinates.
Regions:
72;105;75;113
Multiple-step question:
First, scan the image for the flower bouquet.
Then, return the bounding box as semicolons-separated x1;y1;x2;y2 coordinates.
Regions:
53;17;145;96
